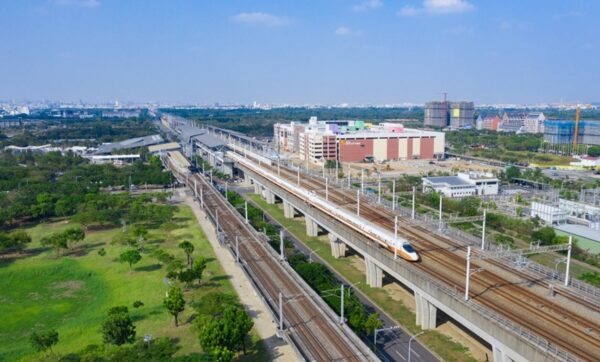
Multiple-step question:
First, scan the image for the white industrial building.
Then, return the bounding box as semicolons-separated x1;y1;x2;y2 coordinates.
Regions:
422;172;499;198
530;202;568;225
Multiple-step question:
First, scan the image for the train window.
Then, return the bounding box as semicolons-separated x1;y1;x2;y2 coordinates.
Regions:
402;244;415;253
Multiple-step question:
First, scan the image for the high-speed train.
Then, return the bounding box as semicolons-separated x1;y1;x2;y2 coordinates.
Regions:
228;151;420;262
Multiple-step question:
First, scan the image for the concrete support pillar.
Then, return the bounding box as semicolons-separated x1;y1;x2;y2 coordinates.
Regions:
305;217;319;237
243;173;252;186
328;233;347;259
365;257;383;288
253;182;261;195
492;345;506;362
264;189;275;204
283;200;295;219
415;292;437;330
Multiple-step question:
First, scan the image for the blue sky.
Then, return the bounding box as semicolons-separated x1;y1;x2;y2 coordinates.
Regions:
1;0;598;104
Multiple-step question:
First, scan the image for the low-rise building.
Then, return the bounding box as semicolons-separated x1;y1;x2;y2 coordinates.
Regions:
523;112;546;134
88;154;140;165
530;202;568;225
499;112;527;132
422;172;499;198
481;115;501;131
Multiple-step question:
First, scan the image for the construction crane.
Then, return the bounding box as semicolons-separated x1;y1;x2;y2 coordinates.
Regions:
573;105;581;152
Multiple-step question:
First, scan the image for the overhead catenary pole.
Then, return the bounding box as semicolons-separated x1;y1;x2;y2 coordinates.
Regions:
335;159;339;182
564;236;572;287
244;201;248;224
279;292;283;332
325;177;329;201
438;194;443;231
356;189;360;216
279;230;285;261
394;215;398;260
392;179;396;211
465;246;471;301
481;209;487;250
194;179;197;198
361;169;365;194
235;236;239;263
297;167;300;186
411;186;416;219
340;284;344;324
378;174;381;203
200;187;204;208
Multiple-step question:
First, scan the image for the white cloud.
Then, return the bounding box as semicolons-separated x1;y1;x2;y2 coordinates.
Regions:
424;0;474;13
398;6;420;16
53;0;100;7
231;12;291;27
335;26;364;36
398;0;474;16
352;0;382;12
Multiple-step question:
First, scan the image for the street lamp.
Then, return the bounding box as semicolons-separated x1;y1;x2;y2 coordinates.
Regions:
408;331;425;362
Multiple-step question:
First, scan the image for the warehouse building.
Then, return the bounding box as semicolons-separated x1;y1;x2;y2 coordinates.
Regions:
422;172;499;198
95;134;163;155
274;118;445;163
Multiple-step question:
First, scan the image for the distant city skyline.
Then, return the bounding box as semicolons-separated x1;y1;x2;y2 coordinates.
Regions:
1;1;598;104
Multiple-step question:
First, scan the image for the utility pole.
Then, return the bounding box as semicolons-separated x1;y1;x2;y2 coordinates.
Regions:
412;186;416;219
465;246;471;301
565;236;572;287
356;189;360;216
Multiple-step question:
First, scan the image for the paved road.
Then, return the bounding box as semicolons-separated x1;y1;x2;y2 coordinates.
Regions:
235;186;439;362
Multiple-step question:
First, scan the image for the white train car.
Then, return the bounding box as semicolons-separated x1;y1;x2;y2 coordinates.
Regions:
228;151;419;261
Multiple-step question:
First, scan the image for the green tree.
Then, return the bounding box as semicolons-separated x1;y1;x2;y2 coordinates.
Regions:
164;286;185;326
192;257;208;285
531;226;556;245
41;233;68;257
588;146;600;157
223;305;254;354
505;166;521;181
101;306;136;346
30;328;59;355
119;249;142;270
364;313;383;336
179;240;195;268
63;226;85;248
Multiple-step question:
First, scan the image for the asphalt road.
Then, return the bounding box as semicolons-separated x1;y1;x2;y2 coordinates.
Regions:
235;186;439;362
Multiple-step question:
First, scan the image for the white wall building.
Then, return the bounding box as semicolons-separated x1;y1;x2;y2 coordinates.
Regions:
422;172;499;198
523;112;546;134
530;202;568;225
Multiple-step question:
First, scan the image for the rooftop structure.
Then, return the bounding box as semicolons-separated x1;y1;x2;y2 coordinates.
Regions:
422;172;499;198
95;134;163;155
275;118;445;163
148;142;181;154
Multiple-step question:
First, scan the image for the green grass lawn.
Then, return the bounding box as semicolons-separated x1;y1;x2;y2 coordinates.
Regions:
248;194;477;362
0;205;266;361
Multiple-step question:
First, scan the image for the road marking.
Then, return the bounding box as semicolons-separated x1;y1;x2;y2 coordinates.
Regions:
395;350;406;360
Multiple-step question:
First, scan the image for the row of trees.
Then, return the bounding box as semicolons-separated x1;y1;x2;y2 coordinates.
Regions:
0;151;172;228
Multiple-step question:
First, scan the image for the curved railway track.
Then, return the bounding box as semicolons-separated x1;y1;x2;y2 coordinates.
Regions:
246;159;600;361
167;159;370;361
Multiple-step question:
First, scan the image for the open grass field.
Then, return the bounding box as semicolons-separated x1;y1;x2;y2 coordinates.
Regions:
0;204;265;361
248;194;479;362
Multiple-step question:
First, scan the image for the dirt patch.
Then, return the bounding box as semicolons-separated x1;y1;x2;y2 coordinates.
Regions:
383;281;416;312
50;280;85;298
436;321;491;361
349;255;366;272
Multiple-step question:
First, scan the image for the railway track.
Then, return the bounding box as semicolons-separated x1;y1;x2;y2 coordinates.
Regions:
242;158;600;361
165;158;372;361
